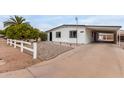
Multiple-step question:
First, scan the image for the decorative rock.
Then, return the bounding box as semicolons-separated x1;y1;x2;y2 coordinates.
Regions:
0;59;6;65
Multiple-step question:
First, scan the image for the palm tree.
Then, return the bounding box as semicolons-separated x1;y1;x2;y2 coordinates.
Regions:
3;15;29;27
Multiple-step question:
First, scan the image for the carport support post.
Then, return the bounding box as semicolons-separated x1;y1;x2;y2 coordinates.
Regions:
118;31;121;46
117;31;120;46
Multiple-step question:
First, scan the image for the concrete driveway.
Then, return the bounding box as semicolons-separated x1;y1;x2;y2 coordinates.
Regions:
1;43;124;77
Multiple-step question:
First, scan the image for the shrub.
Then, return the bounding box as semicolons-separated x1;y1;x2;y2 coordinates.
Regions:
39;32;47;41
5;24;40;41
0;30;6;36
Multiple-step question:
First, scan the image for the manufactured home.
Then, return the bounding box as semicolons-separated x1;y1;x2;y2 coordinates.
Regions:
46;24;122;44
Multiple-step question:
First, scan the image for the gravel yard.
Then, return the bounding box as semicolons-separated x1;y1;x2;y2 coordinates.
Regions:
37;42;73;60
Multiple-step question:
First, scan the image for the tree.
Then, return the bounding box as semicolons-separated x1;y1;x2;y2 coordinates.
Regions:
3;15;29;27
5;24;40;40
0;30;6;36
29;28;40;41
3;15;46;41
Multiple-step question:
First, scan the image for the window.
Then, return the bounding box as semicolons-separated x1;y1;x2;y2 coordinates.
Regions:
56;32;61;38
69;30;77;38
80;31;84;33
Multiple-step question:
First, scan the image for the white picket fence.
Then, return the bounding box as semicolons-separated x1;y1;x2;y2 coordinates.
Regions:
7;39;37;59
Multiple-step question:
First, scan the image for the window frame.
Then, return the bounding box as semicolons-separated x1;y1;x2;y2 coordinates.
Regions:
56;32;61;38
69;30;77;38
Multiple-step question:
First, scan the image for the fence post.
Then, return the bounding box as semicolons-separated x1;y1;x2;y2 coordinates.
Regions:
7;39;9;45
14;40;16;48
21;41;23;52
10;39;12;46
33;42;37;59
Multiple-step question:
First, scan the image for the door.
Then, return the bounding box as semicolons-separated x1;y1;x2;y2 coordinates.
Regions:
49;32;52;41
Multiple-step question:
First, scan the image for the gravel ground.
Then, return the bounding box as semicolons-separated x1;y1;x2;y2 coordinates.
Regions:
0;38;41;73
37;42;73;60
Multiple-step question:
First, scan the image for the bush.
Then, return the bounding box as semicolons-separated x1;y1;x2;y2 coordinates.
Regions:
5;24;40;41
0;30;6;36
39;32;47;41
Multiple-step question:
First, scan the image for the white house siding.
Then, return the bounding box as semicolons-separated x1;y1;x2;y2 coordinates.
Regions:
84;28;93;44
47;25;121;44
47;26;87;44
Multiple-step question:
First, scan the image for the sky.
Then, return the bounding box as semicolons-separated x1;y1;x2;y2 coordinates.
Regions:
0;15;124;31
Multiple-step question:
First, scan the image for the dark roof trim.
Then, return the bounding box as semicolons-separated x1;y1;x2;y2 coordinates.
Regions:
46;24;84;32
85;25;121;28
46;24;122;32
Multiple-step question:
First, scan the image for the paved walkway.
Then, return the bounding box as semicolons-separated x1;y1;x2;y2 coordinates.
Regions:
1;43;124;77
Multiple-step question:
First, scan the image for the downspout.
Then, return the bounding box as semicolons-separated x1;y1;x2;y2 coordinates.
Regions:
118;30;120;46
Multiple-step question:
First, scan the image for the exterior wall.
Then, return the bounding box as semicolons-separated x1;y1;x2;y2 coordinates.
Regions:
47;26;120;44
47;26;87;44
120;36;124;41
84;29;93;44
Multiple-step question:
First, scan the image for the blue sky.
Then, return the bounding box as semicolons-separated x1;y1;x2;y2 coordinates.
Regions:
0;15;124;31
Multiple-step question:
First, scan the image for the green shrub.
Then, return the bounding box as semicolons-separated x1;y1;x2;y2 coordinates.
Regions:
39;32;47;41
0;30;6;36
5;24;40;41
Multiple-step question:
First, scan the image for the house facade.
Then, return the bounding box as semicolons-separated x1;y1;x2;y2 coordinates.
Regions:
46;24;122;44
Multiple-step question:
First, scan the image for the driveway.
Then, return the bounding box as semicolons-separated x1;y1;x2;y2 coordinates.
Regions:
1;43;124;77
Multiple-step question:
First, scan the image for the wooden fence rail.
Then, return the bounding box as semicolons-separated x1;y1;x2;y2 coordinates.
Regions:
7;39;37;59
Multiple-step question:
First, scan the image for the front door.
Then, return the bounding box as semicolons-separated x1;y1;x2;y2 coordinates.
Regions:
49;32;52;41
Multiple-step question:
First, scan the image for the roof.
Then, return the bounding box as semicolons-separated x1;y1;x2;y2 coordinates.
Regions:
46;24;122;32
46;24;85;32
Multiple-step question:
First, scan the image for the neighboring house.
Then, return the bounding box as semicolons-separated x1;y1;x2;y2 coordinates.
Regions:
98;33;114;41
46;24;122;44
120;30;124;42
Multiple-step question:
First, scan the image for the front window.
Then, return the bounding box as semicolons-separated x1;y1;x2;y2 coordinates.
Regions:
56;32;61;38
69;30;77;38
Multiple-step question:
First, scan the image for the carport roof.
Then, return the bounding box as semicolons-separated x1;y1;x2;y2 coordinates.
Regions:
86;25;121;31
46;24;122;32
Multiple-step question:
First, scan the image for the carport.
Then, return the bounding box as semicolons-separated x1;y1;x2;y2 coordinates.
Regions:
85;25;121;44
